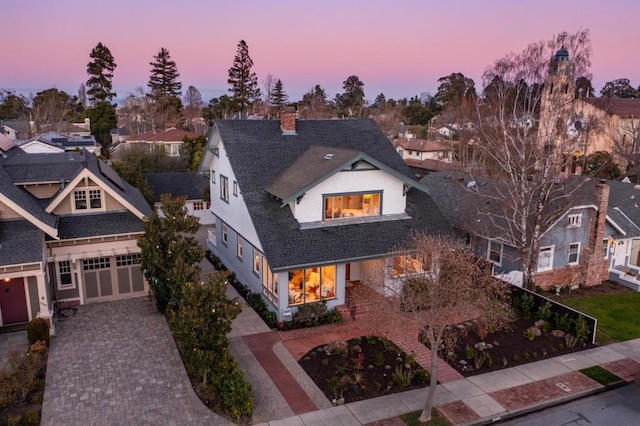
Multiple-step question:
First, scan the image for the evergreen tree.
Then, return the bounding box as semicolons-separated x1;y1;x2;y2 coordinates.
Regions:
269;79;288;115
88;100;117;152
148;47;182;98
227;40;260;116
86;42;117;105
335;75;365;117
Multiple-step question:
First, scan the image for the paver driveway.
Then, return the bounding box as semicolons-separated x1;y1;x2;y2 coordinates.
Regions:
41;297;231;425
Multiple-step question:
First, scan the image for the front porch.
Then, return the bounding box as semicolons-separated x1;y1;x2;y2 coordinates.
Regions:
610;265;640;291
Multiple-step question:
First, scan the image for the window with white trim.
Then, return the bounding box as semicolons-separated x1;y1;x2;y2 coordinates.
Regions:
262;257;278;304
537;246;554;272
221;222;228;245
488;240;503;265
116;254;141;266
193;201;204;211
324;192;381;220
220;175;229;202
83;257;111;270
237;235;244;260
57;260;74;290
603;239;609;259
74;188;103;211
568;242;580;264
233;181;238;196
567;214;582;227
210;169;215;183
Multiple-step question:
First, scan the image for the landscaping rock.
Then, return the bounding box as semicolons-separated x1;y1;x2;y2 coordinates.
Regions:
551;330;565;338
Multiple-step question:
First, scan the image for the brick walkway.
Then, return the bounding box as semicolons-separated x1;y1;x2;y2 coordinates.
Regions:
41;297;231;426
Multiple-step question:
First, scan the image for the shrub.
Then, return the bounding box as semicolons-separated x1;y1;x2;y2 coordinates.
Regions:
23;411;40;426
0;350;44;407
27;318;50;346
413;369;429;385
524;326;537;341
393;364;413;387
574;315;591;344
536;301;553;322
372;351;385;367
554;312;574;334
217;368;253;419
518;293;535;320
246;292;266;313
294;301;327;325
565;333;579;348
465;345;475;360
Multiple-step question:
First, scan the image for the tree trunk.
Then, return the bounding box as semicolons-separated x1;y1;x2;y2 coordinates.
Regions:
419;333;440;423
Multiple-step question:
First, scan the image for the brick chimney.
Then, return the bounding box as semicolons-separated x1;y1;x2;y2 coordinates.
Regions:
280;107;297;135
583;179;610;287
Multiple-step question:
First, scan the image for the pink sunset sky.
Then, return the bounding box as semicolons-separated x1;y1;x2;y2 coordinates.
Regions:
2;0;639;104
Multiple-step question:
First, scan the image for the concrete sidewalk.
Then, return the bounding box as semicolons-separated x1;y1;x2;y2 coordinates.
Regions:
250;338;640;425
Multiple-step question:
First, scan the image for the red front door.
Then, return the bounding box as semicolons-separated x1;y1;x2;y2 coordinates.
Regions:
0;278;29;325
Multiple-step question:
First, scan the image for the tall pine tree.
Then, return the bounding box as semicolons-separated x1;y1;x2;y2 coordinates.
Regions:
148;47;182;98
148;47;182;128
227;40;260;117
86;42;117;105
269;79;288;116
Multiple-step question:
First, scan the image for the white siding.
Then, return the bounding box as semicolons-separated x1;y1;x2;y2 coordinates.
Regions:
293;168;406;223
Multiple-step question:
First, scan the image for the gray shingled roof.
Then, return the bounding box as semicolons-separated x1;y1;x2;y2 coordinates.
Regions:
215;119;453;271
0;150;151;239
0;219;44;266
421;171;597;241
56;212;145;240
144;172;207;202
605;180;640;238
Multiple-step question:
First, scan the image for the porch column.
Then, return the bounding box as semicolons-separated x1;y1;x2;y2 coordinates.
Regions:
34;271;54;334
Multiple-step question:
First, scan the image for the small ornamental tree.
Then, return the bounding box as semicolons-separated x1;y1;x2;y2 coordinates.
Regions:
169;272;242;385
368;233;513;423
138;194;203;312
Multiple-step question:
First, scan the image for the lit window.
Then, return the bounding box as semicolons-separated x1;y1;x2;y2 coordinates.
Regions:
262;257;278;304
287;265;336;306
237;235;243;260
568;242;580;264
567;214;582;227
537;246;554;272
391;254;430;278
324;193;381;220
221;222;228;245
488;241;503;265
253;247;260;276
220;175;229;202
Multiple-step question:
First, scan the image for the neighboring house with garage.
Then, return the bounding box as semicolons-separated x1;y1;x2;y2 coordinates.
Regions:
0;146;152;331
144;172;213;224
109;127;196;158
199;111;452;321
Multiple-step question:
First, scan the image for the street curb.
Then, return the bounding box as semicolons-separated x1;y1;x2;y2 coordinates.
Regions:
462;380;630;425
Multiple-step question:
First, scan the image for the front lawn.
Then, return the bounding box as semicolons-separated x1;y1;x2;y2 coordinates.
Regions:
563;292;640;344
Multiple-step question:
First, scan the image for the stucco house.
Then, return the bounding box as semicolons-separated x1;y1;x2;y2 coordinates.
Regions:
0;146;152;330
145;172;214;225
199;112;452;320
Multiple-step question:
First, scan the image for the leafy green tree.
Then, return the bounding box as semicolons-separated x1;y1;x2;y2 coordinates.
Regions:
575;76;595;98
137;194;203;312
269;79;289;116
31;88;83;132
86;42;117;105
227;40;260;117
335;75;365;117
87;100;117;153
582;151;621;179
0;90;31;121
182;135;208;171
434;72;476;108
600;78;638;98
202;95;239;121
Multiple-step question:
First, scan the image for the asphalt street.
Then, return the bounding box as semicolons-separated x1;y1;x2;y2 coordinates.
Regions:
499;382;640;426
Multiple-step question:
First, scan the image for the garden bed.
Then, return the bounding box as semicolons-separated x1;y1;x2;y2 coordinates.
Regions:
298;335;429;404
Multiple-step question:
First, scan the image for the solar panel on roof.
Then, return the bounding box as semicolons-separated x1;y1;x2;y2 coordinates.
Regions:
98;160;125;190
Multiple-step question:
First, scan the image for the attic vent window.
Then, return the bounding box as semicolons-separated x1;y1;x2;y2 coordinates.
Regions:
324;153;335;160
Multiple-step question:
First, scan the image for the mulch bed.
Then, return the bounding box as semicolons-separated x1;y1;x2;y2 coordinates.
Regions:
547;280;633;302
444;318;595;376
298;335;429;404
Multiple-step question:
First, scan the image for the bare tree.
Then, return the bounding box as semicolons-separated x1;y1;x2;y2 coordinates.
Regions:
182;86;206;134
363;234;512;423
262;74;275;119
472;29;594;290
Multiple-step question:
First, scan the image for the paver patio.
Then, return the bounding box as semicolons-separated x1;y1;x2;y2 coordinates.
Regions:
40;297;231;426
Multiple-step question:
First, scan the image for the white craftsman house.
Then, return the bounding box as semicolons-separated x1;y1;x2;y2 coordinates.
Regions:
200;111;452;320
